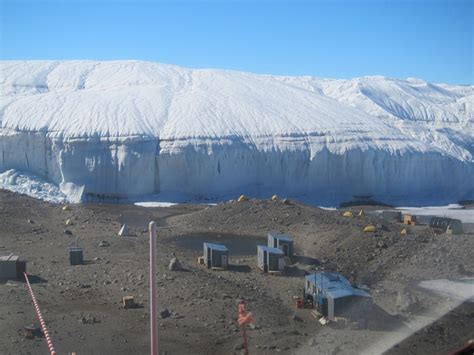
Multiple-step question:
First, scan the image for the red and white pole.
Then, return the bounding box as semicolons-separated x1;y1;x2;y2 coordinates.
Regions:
149;221;158;355
24;272;57;355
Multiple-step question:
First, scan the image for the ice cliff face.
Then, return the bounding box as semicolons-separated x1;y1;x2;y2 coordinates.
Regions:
1;60;473;203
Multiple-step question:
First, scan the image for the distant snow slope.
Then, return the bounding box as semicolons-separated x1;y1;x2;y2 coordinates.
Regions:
1;61;473;203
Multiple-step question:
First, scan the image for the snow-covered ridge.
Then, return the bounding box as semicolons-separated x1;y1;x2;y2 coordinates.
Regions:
1;60;473;203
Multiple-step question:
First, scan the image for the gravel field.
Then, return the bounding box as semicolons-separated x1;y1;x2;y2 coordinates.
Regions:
0;190;473;354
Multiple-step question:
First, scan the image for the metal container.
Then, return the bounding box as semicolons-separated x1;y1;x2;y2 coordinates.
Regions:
203;243;228;269
257;245;285;273
69;247;84;265
267;232;294;258
0;254;25;281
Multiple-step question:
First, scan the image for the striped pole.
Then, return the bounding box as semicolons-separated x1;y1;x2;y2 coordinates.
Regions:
149;221;158;355
24;272;57;355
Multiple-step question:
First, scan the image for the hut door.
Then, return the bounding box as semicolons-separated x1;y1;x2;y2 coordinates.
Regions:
207;248;212;268
282;244;288;256
269;255;279;271
263;251;268;272
328;297;335;321
214;252;222;267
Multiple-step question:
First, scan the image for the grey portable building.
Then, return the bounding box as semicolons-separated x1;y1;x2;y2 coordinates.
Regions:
0;254;26;281
304;272;372;321
203;243;229;269
267;232;294;258
414;215;433;225
381;210;402;222
257;245;285;273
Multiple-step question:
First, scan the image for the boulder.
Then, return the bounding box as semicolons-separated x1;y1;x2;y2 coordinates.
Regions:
160;309;171;319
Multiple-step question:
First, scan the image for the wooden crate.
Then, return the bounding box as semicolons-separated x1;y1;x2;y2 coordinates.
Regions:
123;296;135;309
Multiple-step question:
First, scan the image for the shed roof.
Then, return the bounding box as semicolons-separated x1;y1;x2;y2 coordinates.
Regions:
257;245;285;255
327;288;354;299
0;254;19;262
203;242;228;252
305;272;372;299
269;233;293;242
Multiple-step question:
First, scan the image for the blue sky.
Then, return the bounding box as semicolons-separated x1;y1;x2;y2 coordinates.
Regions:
1;0;472;84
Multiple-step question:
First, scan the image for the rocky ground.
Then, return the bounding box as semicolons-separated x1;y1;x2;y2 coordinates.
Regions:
0;190;473;354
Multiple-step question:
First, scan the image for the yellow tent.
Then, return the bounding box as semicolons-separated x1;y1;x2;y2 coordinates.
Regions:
238;195;249;202
65;218;75;226
400;228;408;236
363;225;376;232
358;210;365;216
343;211;354;217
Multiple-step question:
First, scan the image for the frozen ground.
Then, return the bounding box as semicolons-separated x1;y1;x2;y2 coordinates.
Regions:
1;60;473;203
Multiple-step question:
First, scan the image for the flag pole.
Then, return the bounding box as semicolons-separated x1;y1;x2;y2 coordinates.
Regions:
149;221;158;355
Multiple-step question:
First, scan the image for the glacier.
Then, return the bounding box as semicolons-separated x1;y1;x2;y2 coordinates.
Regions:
0;60;473;204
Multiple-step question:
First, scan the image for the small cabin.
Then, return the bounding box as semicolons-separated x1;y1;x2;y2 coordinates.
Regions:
69;246;84;265
381;210;402;222
257;245;285;274
203;243;228;270
304;272;372;322
0;254;26;281
267;232;294;258
403;214;416;226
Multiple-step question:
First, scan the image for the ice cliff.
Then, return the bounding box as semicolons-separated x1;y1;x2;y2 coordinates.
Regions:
1;60;473;204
